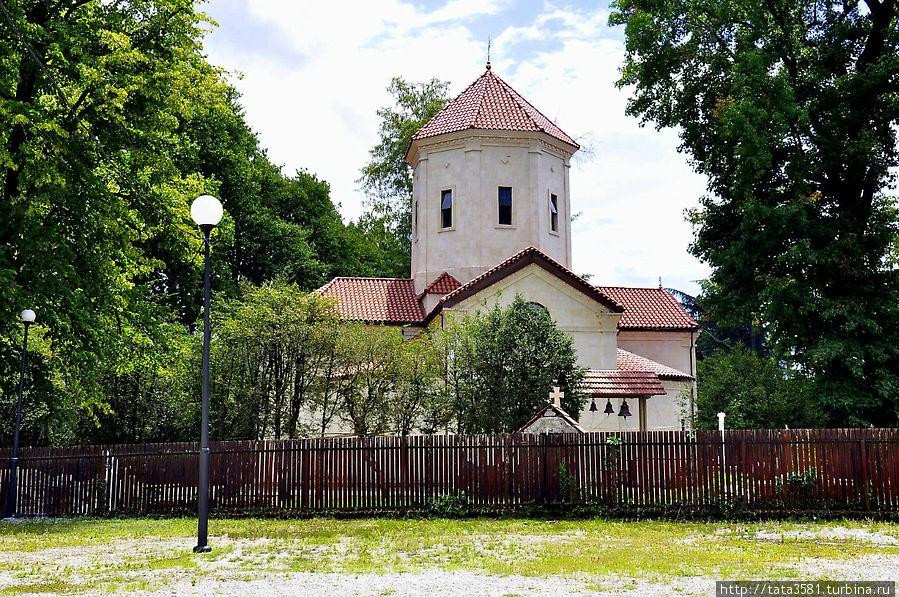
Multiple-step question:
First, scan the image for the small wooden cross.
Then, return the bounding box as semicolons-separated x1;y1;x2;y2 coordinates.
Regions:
550;385;564;408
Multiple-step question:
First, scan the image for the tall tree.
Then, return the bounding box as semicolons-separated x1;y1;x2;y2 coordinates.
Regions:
611;0;899;425
210;283;342;440
0;0;379;445
443;296;586;433
695;346;822;430
358;77;450;276
336;324;403;436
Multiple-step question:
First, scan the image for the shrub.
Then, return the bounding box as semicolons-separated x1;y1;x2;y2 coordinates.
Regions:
427;492;471;517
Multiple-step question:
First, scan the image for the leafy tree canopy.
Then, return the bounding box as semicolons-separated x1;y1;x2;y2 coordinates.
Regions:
611;0;899;425
0;0;386;445
695;346;823;430
442;296;586;433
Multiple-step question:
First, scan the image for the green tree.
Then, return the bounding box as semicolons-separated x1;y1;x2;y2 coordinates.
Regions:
611;0;899;425
211;283;342;440
0;1;382;445
336;324;404;436
391;331;447;435
443;296;586;433
696;346;822;430
0;0;218;444
358;77;450;276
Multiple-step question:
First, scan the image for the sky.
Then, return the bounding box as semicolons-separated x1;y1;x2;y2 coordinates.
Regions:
201;0;711;295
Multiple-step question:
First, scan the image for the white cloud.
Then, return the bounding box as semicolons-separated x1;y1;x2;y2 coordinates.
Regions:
203;0;710;294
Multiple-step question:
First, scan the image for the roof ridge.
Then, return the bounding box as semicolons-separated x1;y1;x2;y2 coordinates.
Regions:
595;284;671;290
484;71;541;134
470;71;491;132
417;73;485;136
423;246;624;324
493;72;560;139
329;276;414;282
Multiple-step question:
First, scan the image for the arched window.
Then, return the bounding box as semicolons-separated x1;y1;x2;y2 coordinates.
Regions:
527;301;549;317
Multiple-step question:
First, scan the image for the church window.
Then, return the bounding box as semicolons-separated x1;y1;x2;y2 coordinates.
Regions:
550;193;559;232
498;186;512;225
527;302;549;317
441;189;453;229
414;200;419;239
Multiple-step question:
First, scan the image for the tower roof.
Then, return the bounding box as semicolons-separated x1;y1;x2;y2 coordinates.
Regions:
411;69;579;149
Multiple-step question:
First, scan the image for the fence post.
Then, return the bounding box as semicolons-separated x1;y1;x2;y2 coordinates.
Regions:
424;435;433;502
859;437;871;512
541;433;548;504
717;413;726;505
102;449;112;514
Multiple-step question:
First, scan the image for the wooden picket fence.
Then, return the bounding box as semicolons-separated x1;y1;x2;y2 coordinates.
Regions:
0;429;897;517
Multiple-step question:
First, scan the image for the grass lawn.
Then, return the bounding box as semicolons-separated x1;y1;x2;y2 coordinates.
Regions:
1;517;897;595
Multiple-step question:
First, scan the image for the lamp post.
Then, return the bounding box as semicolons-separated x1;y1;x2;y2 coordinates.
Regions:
4;309;35;520
190;195;222;553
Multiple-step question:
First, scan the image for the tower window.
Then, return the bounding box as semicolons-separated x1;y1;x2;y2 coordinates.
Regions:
414;200;419;239
549;193;558;232
498;186;512;225
441;189;453;229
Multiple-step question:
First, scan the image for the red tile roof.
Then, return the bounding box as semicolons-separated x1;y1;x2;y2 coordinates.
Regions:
616;348;693;381
317;277;424;324
595;286;699;331
425;246;623;323
420;272;461;297
580;370;667;397
411;69;579;149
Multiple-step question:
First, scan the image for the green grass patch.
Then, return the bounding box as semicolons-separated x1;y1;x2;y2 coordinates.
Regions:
0;517;896;595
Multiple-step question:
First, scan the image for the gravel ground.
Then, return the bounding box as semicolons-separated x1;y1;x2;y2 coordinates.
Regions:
126;560;899;597
132;569;715;597
3;524;898;596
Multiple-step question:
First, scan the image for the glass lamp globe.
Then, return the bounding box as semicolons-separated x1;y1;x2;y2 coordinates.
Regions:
190;195;223;227
20;309;36;324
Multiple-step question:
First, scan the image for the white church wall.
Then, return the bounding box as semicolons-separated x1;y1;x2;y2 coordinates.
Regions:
646;380;693;430
617;330;697;378
444;262;620;370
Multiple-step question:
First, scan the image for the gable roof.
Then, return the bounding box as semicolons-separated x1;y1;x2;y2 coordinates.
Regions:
419;272;461;298
516;402;585;434
580;370;667;397
616;348;693;381
595;286;699;331
423;246;624;324
316;277;424;324
411;68;579;150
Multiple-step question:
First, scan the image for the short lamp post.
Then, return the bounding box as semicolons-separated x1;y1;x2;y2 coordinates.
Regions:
190;195;222;553
4;309;35;520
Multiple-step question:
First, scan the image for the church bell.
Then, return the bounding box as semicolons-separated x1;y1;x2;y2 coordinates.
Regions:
603;399;614;415
589;399;598;412
618;398;632;418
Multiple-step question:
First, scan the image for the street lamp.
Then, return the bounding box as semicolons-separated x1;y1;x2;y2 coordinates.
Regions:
191;194;222;553
4;309;35;519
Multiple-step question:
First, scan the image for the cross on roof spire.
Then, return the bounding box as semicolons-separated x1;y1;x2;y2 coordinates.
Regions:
486;37;491;70
550;385;564;408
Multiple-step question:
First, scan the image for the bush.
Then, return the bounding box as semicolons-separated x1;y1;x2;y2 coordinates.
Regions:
427;492;471;517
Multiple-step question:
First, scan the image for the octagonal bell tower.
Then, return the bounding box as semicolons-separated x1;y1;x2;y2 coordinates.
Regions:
406;66;580;294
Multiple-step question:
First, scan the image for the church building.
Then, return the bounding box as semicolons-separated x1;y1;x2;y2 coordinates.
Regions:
319;66;698;432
